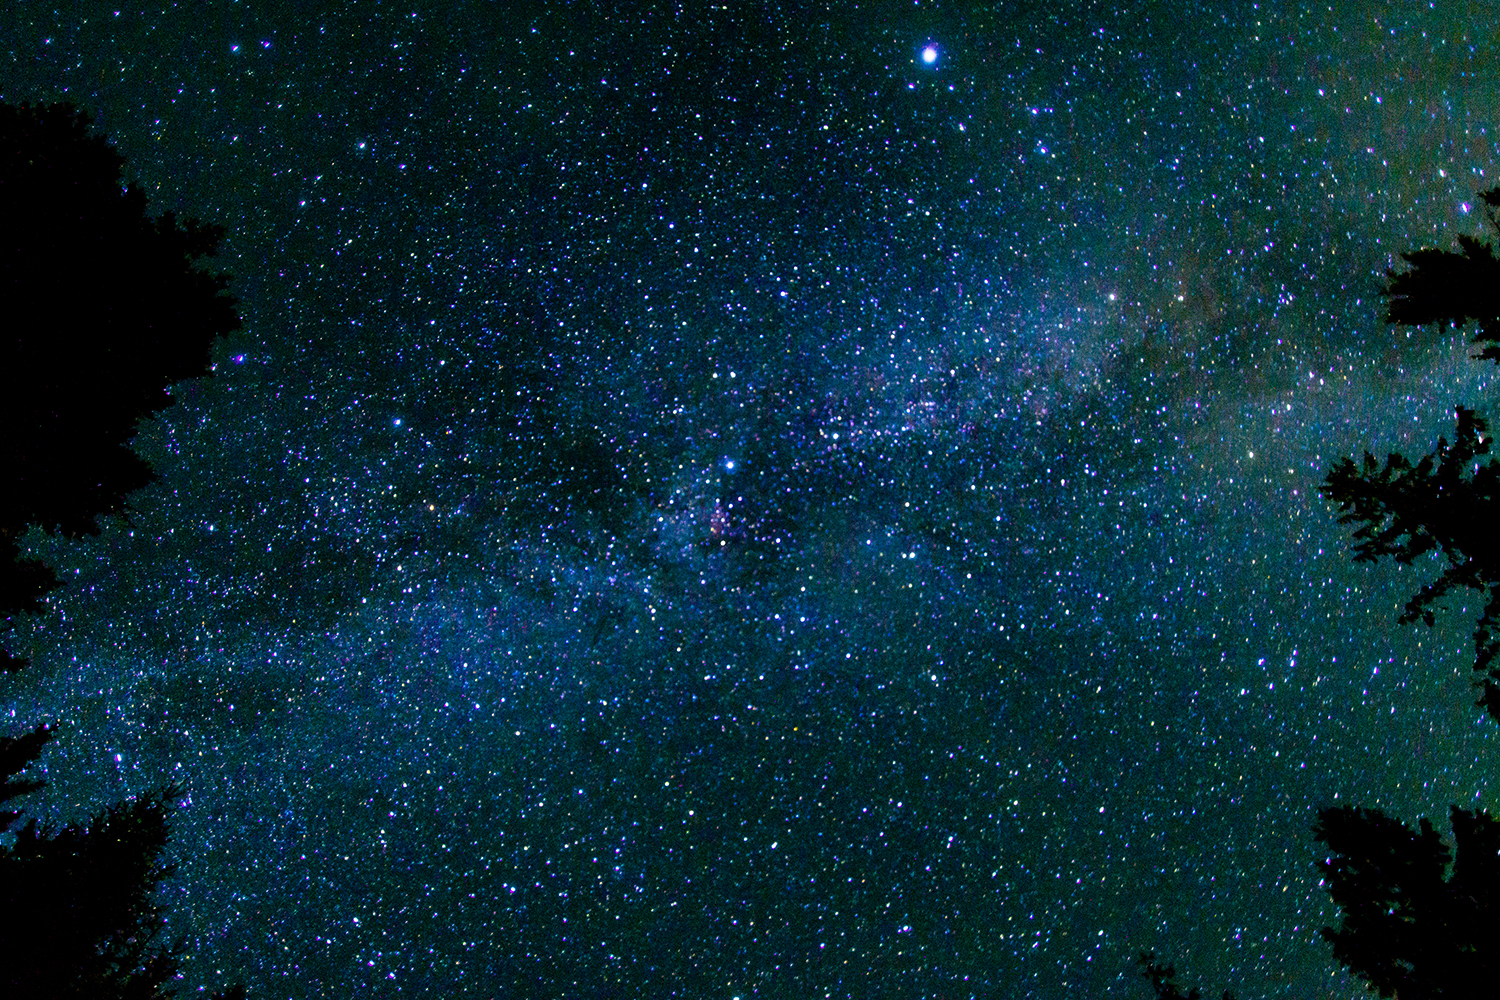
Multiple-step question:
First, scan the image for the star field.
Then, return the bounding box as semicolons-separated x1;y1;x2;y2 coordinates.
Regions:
4;1;1500;997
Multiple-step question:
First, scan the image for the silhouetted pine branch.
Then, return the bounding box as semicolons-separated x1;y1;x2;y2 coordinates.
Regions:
1324;186;1500;721
1316;804;1500;998
1135;952;1233;1000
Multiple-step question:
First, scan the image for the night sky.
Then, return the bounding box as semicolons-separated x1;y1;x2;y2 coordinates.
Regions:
4;1;1500;997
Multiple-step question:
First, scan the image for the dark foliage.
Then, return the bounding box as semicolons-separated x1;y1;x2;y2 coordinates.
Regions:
1;783;186;998
0;99;239;668
1384;187;1500;356
1311;186;1500;1000
0;727;259;998
1315;804;1500;999
0;722;53;834
0;729;248;1000
1135;953;1234;1000
1322;406;1500;718
1322;186;1500;721
0;99;247;999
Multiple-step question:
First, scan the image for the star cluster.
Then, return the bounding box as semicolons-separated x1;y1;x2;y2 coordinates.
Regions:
4;1;1500;997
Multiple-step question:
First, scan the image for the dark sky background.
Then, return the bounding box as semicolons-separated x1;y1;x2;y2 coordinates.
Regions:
4;1;1500;996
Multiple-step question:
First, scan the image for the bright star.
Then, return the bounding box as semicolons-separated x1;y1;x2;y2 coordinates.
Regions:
921;45;938;64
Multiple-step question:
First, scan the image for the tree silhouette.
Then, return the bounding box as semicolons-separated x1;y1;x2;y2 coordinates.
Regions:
1135;953;1234;1000
0;731;248;999
1312;804;1500;999
1306;188;1500;999
1141;190;1500;1000
0;722;53;834
0;99;239;670
0;100;245;998
1;770;186;997
1383;188;1500;354
1322;186;1500;721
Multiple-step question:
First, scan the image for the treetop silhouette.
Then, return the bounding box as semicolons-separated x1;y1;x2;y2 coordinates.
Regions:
0;99;247;998
1315;804;1500;999
0;99;239;643
0;97;241;531
0;775;188;999
1135;953;1234;1000
1322;184;1500;721
1384;187;1500;353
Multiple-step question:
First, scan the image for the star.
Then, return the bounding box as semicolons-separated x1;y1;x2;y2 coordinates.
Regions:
3;4;1490;997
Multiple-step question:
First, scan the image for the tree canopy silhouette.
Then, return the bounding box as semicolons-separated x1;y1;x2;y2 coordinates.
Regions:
0;99;245;998
0;734;248;999
1;751;185;999
1383;188;1500;352
1311;187;1500;998
1141;189;1500;1000
1313;804;1500;999
0;99;239;668
1322;186;1500;720
1135;953;1233;1000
